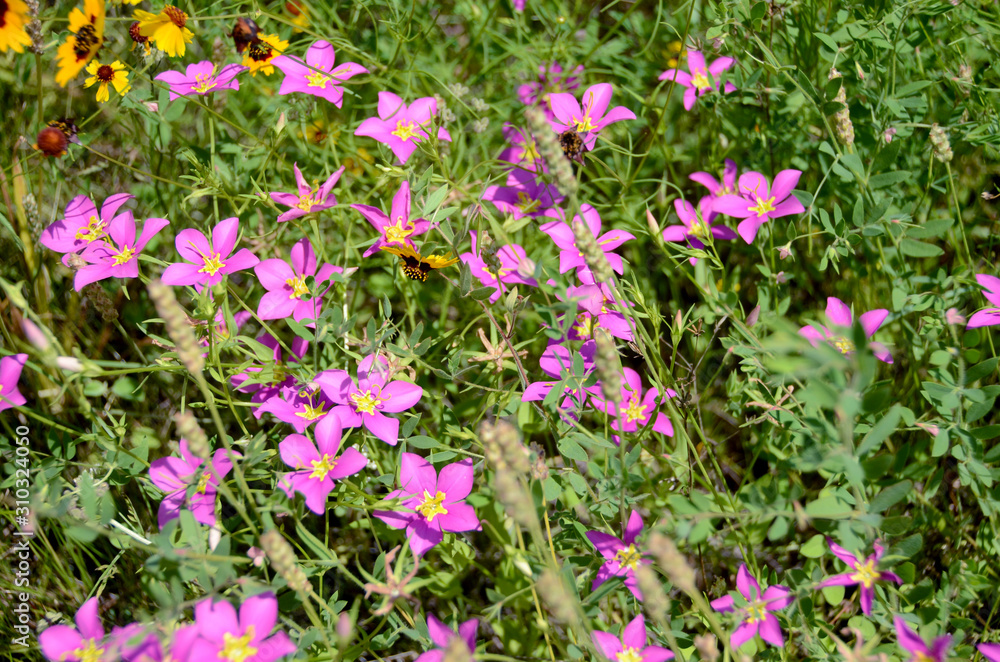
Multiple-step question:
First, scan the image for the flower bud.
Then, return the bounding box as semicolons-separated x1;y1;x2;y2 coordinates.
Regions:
832;85;854;146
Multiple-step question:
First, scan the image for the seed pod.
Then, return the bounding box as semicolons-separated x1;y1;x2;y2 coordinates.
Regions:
832;86;854;146
259;529;311;593
83;283;119;322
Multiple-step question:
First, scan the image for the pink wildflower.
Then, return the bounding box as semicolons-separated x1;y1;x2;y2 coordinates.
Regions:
482;169;563;220
894;617;951;662
161;217;259;291
154;61;244;101
314;354;423;446
278;413;367;514
978;644;1000;662
585;509;649;600
0;353;28;412
350;181;430;257
40;193;134;254
560;284;632;342
270;163;345;223
817;539;902;616
415;615;479;662
39;598;106;662
548;83;636;151
460;231;538;304
355;92;452;164
498;125;547;178
231;334;307;407
799;296;893;364
522;341;596;410
71;213;170;291
273;40;368;107
659;50;737;110
187;592;296;662
713;170;806;244
257;383;335;432
690;159;739;198
374;453;480;556
661;197;737;262
967;274;1000;329
590;367;676;441
710;564;793;649
541;205;634;284
148;440;235;527
517;62;583;120
593;615;674;662
254;237;352;322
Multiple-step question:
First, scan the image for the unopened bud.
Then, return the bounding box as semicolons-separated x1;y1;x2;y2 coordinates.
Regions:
21;319;51;352
832;86;854;146
259;529;311;592
646;209;660;235
148;279;204;375
336;613;354;646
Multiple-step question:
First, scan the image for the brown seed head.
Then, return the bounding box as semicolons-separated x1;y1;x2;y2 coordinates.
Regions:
129;21;148;44
163;5;187;27
34;126;69;157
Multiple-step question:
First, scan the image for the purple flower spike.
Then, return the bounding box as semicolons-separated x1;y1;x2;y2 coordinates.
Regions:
351;181;430;258
374;453;481;556
894;617;951;662
154;61;245;101
415;614;479;662
967;274;1000;329
0;353;28;412
799;296;893;364
548;83;636;151
482;169;563;220
659;50;737;111
71;213;170;291
40;193;134;254
661;197;737;264
315;354;423;446
255;237;352;322
978;643;1000;662
278;413;368;514
710;563;793;649
188;592;297;662
585;509;649;600
355;92;452;164
148;440;235;527
273;40;368;107
817;539;902;616
39;597;105;662
541;205;634;284
270;163;345;223
713;169;805;244
460;231;538;304
593;614;674;662
161;217;259;291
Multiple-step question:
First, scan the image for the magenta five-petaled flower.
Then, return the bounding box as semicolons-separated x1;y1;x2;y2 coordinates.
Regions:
894;617;951;662
374;453;480;556
590;368;676;442
967;274;1000;329
799;296;893;364
39;598;105;662
40;193;134;254
315;354;423;446
351;181;430;257
154;61;244;101
711;563;793;649
355;92;452;164
659;50;737;111
817;539;902;616
254;237;352;322
278;413;367;514
713;170;805;244
270;163;345;223
273;40;368;107
0;353;28;412
592;614;674;662
691;159;740;199
72;213;169;292
415;615;479;662
499;125;547;178
585;509;649;600
661;197;737;263
548;83;636;152
187;592;296;662
482;169;563;220
148;440;235;527
460;231;538;304
161;217;259;291
562;283;632;342
541;205;634;284
522;341;596;412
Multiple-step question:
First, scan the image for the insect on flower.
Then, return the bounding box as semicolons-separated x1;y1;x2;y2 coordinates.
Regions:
381;244;458;282
559;128;585;164
230;17;260;53
34;119;80;158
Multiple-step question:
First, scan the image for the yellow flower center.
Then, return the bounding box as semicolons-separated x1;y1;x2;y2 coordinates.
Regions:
914;654;934;662
850;559;879;589
200;252;226;276
614;543;642;570
616;647;644;662
688;219;710;239
306;71;330;88
219;626;258;662
384;217;414;244
748;195;776;216
191;72;218;94
573;115;595;132
195;470;212;494
623;397;647;423
309;454;337;480
296;401;327;420
350;389;382;415
295;190;319;212
391;120;420;142
745;601;769;624
416;490;448;521
286;275;310;299
75;215;108;243
691;69;711;90
72;639;105;662
574;314;596;339
833;336;856;354
515;191;540;214
112;244;136;266
522;140;540;163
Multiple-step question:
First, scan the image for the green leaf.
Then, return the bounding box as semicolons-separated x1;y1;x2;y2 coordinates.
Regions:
857;406;901;456
869;480;911;513
805;496;853;519
900;239;943;257
814;32;839;52
800;534;827;558
868;171;911;189
557;437;589;463
469;286;496;301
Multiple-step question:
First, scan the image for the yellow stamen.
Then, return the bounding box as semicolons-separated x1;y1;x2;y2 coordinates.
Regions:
832;337;855;354
112;245;136;266
391;120;419;141
515;191;540;214
200;253;226;276
350;389;381;415
194;471;212;494
286;275;309;299
309;454;337;480
296;402;327;420
219;626;258;662
416;490;448;521
75;215;108;243
614;543;642;570
616;648;644;662
305;70;330;88
623;397;647;423
745;601;769;624
384;217;414;244
850;559;879;589
748;195;776;216
191;71;218;94
71;639;105;662
691;69;711;90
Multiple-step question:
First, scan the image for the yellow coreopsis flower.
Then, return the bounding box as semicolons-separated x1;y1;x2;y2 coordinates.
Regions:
0;0;32;53
55;0;105;86
134;6;193;57
84;60;130;103
241;34;288;76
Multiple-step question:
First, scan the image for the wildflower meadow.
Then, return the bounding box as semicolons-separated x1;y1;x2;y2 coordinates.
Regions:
3;0;1000;661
